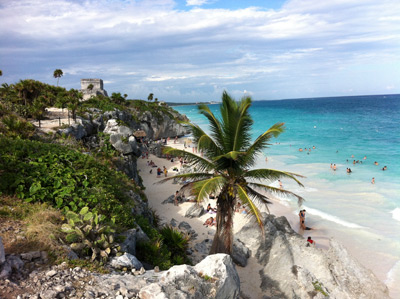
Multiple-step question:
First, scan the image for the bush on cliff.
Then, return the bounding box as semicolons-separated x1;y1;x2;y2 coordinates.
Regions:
0;137;139;228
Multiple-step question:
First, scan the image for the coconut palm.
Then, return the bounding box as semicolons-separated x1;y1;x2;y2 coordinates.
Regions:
161;91;305;254
53;69;63;86
147;93;154;102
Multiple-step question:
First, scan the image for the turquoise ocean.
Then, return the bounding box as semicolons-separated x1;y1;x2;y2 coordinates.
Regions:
174;94;400;297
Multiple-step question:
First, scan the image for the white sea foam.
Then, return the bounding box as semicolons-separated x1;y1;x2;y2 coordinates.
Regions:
385;260;400;297
304;206;364;229
390;208;400;222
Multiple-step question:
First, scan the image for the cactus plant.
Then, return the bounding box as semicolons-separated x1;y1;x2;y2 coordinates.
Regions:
61;207;119;262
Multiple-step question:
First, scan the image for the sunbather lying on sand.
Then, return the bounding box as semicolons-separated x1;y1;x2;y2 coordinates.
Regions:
203;217;216;227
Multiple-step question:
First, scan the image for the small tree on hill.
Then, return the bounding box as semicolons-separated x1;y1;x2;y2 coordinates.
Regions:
87;83;94;91
53;69;63;86
147;93;154;102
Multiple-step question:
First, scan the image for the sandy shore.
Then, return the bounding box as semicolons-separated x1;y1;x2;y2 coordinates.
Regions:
137;138;327;298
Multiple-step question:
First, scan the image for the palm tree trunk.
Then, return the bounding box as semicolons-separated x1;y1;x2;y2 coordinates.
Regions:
210;192;235;254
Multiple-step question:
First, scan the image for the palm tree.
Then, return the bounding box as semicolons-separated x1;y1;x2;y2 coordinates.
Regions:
67;89;82;121
53;69;63;86
162;91;305;254
147;93;154;102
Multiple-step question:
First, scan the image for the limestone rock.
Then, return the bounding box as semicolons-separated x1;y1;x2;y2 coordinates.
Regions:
110;253;143;270
194;254;241;299
0;237;5;265
231;238;250;267
20;251;41;261
178;221;198;240
118;229;138;256
162;195;175;205
236;213;390;299
185;203;205;218
108;132;140;156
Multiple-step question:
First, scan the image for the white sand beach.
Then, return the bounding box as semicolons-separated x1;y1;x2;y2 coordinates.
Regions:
137;138;331;298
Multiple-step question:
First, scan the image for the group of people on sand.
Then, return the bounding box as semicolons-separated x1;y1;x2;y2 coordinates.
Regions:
299;209;316;246
299;209;312;231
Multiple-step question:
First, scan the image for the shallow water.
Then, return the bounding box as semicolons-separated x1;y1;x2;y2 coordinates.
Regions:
174;94;400;297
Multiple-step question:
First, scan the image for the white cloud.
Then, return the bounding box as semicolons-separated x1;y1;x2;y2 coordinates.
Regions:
186;0;210;6
0;0;399;101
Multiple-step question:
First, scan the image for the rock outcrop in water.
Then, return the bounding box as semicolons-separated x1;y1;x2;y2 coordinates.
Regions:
235;213;390;299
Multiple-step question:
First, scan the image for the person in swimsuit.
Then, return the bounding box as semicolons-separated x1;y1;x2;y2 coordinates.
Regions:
307;236;316;246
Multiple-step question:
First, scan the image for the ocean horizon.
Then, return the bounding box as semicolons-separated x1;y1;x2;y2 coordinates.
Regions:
174;94;400;297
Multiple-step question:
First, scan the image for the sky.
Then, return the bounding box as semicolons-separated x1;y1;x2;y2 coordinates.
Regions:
1;0;400;102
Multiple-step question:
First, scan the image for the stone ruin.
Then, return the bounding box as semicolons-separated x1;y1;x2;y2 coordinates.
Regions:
80;79;108;101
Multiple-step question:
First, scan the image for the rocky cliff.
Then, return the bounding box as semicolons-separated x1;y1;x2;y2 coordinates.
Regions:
235;214;390;299
57;107;189;185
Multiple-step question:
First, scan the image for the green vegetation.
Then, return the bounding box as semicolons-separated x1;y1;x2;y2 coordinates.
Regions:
61;207;120;263
0;78;190;269
163;91;305;254
0;137;138;227
312;281;329;297
135;216;191;270
53;69;63;86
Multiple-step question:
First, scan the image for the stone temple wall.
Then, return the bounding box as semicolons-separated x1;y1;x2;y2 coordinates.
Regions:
80;79;108;100
81;79;104;90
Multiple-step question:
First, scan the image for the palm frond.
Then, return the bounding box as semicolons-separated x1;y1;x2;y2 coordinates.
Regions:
236;184;264;233
220;92;253;152
248;182;305;206
213;150;246;162
163;146;214;172
232;96;252;151
244;168;305;187
156;172;214;184
192;176;227;201
245;186;272;206
197;104;224;147
242;122;285;167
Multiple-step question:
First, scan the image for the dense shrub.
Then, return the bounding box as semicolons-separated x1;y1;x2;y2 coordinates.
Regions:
0;137;139;227
135;215;191;270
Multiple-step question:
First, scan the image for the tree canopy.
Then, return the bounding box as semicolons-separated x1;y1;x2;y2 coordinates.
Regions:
162;91;305;254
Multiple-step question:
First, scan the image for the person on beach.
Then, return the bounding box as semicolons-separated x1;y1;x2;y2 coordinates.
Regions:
299;210;305;226
164;167;168;177
174;191;179;206
307;236;316;247
278;180;283;189
207;203;217;213
371;177;375;184
374;161;379;166
174;136;177;144
157;167;162;177
382;166;387;171
333;164;337;171
203;217;216;227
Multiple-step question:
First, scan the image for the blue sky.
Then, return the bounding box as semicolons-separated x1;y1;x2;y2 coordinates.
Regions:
1;0;399;102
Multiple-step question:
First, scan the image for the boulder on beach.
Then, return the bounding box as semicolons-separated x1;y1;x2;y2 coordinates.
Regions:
235;213;390;299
